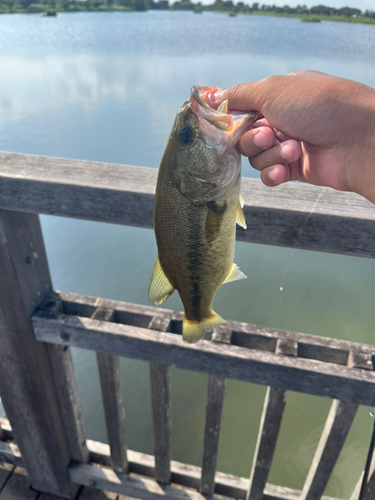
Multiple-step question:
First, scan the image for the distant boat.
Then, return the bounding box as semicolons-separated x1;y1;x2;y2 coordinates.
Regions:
43;10;57;16
229;11;237;16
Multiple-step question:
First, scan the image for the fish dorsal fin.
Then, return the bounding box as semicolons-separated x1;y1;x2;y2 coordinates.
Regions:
148;256;175;305
236;196;247;229
223;263;247;285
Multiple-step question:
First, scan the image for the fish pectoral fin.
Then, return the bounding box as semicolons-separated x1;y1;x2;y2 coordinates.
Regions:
148;257;175;305
183;311;227;343
236;197;247;229
223;263;247;285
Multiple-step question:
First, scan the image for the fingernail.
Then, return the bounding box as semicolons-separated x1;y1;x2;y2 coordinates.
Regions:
280;143;292;160
253;130;269;148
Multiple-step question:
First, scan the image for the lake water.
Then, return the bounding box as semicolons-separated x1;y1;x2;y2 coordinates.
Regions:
1;11;375;498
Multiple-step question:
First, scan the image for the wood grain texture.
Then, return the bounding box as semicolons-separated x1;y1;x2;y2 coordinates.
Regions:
96;352;128;474
47;344;89;464
0;442;23;467
149;363;172;484
0;463;13;491
0;433;341;500
247;387;287;500
32;309;375;406
300;399;358;500
68;463;341;500
148;315;172;485
94;307;128;475
55;292;375;361
79;486;118;499
0;467;37;500
0;210;75;498
0;152;374;257
200;375;226;496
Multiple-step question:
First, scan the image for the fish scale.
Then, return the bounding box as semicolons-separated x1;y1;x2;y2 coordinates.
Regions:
149;85;256;343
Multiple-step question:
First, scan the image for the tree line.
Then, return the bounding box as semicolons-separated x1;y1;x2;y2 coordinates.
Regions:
0;0;374;20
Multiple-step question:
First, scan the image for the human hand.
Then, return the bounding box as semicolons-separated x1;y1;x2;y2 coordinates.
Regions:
209;71;375;204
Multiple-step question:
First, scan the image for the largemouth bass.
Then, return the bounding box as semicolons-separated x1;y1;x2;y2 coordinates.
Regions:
149;86;256;343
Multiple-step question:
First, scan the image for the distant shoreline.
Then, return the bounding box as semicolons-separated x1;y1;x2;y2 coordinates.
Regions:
0;7;374;25
244;10;375;25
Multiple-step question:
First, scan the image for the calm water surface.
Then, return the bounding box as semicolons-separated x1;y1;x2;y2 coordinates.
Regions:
1;12;375;497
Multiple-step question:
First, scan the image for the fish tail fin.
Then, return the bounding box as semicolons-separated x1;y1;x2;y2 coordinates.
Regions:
182;311;227;343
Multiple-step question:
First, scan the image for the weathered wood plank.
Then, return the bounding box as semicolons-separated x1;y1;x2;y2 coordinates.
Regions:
79;486;118;499
352;438;375;500
69;463;207;500
247;387;287;500
0;433;341;500
149;314;172;485
0;463;13;491
68;463;340;500
56;292;375;360
0;467;37;500
32;310;375;406
149;363;172;484
0;152;375;257
0;210;75;498
47;343;90;464
0;420;12;441
300;399;358;500
0;442;23;467
200;375;226;495
95;307;128;475
38;293;89;464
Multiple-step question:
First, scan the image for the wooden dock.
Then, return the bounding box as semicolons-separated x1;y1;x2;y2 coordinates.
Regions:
1;151;375;500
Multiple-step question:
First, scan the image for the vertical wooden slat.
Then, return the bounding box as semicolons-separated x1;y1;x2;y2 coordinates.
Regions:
200;374;226;496
351;438;375;500
148;315;172;485
247;386;287;500
301;399;358;500
246;338;294;500
49;343;90;463
199;327;231;496
42;292;89;463
0;210;76;498
94;307;128;474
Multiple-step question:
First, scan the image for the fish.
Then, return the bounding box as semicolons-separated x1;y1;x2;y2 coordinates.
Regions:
148;85;256;343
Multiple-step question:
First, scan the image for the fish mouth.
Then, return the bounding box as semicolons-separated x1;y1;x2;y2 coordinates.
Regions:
190;85;257;147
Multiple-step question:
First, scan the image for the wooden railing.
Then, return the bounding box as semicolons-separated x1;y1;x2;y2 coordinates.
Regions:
0;151;375;500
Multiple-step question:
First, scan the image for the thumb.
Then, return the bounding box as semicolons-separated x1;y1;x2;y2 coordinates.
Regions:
209;79;276;113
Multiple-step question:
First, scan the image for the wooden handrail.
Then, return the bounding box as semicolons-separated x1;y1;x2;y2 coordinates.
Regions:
32;291;375;406
0;151;374;257
1;152;375;500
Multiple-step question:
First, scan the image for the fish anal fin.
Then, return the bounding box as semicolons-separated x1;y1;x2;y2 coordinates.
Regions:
236;197;247;229
223;263;247;285
183;311;227;343
148;257;175;305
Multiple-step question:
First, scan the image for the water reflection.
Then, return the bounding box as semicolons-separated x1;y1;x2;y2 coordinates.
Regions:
0;12;374;498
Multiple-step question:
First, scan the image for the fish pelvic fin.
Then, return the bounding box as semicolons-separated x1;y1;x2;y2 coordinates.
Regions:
236;197;247;229
148;256;175;305
223;263;247;285
182;311;227;343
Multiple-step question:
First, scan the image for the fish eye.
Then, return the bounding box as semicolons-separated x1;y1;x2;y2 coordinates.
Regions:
178;126;194;145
